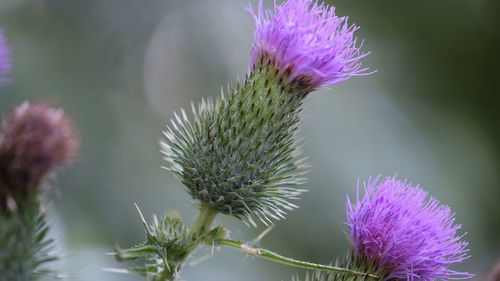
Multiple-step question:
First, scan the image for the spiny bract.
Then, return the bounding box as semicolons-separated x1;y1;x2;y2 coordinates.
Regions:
161;58;307;225
0;198;57;281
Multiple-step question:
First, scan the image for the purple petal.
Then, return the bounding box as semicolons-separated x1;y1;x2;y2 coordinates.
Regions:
248;0;373;88
346;176;473;281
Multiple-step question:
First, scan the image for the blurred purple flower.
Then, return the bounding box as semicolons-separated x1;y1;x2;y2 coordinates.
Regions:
346;176;472;281
0;102;79;195
0;29;11;85
248;0;372;88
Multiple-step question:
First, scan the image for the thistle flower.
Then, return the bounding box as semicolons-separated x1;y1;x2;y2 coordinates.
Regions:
162;0;373;225
0;102;79;206
346;176;472;281
0;102;79;280
248;0;372;90
0;29;11;85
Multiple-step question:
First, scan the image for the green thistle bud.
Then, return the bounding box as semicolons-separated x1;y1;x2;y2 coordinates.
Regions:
114;209;196;281
161;57;308;225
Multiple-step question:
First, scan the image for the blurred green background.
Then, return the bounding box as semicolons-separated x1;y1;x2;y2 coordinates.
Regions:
0;0;499;280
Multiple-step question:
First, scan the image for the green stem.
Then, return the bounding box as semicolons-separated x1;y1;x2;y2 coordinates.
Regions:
189;203;218;238
215;239;379;279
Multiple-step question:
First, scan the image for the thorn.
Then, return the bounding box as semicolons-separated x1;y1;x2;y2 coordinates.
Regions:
134;203;151;233
188;254;212;267
248;224;275;246
102;267;132;274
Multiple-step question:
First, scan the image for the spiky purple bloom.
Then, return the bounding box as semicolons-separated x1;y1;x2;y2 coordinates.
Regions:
346;176;472;281
0;29;11;85
248;0;372;89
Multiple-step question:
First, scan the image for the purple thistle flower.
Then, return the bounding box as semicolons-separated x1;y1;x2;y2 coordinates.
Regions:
0;29;11;85
346;176;472;281
248;0;372;89
0;102;79;198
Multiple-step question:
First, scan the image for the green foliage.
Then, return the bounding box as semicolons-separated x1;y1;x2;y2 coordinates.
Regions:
161;58;308;225
0;197;57;281
114;209;215;281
